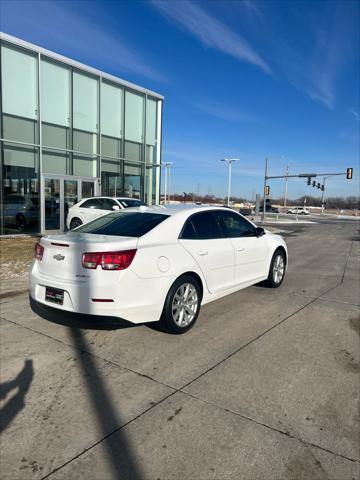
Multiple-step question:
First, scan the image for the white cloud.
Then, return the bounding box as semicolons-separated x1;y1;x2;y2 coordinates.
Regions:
194;101;258;123
348;109;359;121
150;0;271;75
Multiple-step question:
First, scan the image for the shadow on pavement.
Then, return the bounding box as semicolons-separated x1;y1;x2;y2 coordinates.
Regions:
68;327;144;479
0;359;34;433
30;296;140;331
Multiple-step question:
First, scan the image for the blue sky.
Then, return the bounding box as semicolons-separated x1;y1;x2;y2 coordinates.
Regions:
1;0;359;199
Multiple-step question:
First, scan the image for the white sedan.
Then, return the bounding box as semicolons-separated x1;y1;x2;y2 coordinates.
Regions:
287;207;309;215
66;196;146;230
30;205;288;334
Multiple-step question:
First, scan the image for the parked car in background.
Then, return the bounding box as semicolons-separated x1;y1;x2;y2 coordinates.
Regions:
287;207;309;215
259;205;279;213
31;205;288;334
66;196;147;230
2;194;37;230
238;208;252;216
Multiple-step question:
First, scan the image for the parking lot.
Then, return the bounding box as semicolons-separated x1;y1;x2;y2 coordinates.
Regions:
1;217;359;479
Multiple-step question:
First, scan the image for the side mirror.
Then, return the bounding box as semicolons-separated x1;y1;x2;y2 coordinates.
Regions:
112;205;120;211
255;227;265;237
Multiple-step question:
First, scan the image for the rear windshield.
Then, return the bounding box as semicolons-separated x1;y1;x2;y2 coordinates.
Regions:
75;211;169;237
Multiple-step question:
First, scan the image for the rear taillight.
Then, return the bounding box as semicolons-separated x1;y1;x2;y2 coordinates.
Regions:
82;249;137;270
35;242;44;261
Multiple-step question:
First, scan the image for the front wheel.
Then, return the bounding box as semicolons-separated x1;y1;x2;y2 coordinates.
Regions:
159;275;201;334
264;250;286;288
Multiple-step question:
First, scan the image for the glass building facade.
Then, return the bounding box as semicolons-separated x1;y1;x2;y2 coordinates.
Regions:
0;33;163;235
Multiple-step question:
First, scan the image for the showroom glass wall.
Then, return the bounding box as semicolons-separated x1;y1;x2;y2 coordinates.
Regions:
0;35;163;234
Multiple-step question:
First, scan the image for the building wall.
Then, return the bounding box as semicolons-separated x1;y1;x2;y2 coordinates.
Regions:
0;34;163;235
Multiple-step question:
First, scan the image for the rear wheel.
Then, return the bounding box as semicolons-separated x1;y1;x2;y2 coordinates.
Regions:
159;275;201;334
70;217;82;230
264;250;286;288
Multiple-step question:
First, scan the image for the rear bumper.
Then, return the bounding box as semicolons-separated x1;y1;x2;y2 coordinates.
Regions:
29;263;174;324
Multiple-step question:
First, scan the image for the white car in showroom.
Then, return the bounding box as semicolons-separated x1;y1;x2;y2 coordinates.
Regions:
66;196;146;230
30;205;287;334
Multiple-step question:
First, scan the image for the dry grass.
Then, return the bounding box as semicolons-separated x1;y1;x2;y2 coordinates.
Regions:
0;236;39;279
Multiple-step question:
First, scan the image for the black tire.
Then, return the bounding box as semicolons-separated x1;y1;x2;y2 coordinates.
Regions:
16;214;26;231
264;250;286;288
70;217;83;230
159;275;202;334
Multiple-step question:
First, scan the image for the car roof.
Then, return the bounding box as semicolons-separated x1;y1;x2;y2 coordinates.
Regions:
116;197;144;201
122;204;237;217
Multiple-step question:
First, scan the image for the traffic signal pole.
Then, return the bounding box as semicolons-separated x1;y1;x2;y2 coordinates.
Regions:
262;158;268;222
321;177;326;214
261;161;353;223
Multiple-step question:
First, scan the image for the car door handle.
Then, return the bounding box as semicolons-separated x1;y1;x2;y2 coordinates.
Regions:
236;247;245;252
197;250;208;256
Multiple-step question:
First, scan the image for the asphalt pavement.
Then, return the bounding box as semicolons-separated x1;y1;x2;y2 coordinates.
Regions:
0;217;359;479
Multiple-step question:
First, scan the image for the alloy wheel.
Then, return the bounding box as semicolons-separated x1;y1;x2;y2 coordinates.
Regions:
273;254;285;284
171;283;199;327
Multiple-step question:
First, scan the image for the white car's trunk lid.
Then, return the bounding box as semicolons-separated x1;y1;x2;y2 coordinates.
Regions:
39;233;138;280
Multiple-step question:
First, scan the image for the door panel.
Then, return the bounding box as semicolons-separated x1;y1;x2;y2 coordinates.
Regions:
44;178;60;230
214;210;269;284
64;180;78;229
43;177;97;233
180;239;235;293
179;211;235;293
230;236;269;284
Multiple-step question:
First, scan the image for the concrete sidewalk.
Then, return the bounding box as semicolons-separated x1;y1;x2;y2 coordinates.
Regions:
0;219;359;479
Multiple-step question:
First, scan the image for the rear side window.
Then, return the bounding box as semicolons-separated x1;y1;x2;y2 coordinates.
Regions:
75;212;169;237
4;196;25;204
215;210;255;237
81;198;103;209
181;219;197;239
184;212;223;240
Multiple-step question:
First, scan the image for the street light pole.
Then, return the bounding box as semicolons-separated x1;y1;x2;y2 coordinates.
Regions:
164;166;167;205
163;162;172;205
220;158;240;206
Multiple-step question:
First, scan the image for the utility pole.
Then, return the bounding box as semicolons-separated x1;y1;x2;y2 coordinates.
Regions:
284;163;290;209
262;158;268;222
220;158;240;206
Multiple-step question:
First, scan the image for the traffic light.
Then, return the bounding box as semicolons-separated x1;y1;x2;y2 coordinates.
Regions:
307;177;311;185
265;185;270;195
312;181;316;187
321;185;325;191
317;182;321;189
346;167;353;180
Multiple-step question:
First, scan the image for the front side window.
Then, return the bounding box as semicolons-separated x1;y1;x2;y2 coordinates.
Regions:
215;210;255;238
75;212;169;237
188;212;223;240
101;198;118;210
80;198;102;209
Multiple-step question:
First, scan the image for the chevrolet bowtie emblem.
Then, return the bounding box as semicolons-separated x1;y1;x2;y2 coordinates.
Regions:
53;254;65;261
